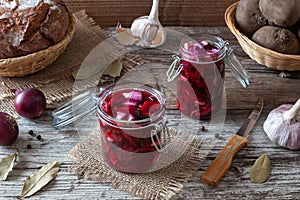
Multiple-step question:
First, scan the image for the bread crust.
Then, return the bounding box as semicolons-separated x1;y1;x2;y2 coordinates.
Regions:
0;0;70;58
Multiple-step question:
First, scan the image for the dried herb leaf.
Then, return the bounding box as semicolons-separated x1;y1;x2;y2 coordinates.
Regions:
103;59;123;78
72;37;124;80
0;152;17;180
21;161;60;198
249;154;271;183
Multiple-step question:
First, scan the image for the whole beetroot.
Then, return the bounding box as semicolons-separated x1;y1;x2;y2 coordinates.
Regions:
259;0;300;27
235;0;268;36
0;112;19;146
252;26;300;55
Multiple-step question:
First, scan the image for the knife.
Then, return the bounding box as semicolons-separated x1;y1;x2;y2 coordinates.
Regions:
200;99;264;186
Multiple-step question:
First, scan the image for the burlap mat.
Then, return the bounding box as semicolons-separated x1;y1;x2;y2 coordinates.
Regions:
69;129;205;200
0;10;144;118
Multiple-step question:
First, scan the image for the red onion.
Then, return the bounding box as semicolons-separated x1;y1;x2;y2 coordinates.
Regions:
12;88;46;119
0;112;19;146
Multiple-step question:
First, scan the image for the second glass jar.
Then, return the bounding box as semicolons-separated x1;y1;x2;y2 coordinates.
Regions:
167;34;249;120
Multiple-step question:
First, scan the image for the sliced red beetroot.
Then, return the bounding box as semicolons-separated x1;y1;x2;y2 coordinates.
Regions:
135;146;156;153
115;111;135;121
106;129;124;143
105;130;114;143
195;77;206;88
122;143;138;152
101;94;113;116
112;104;139;119
140;101;160;116
123;99;138;107
204;43;219;54
127;91;143;101
110;92;128;106
200;106;212;119
115;112;127;120
189;42;207;57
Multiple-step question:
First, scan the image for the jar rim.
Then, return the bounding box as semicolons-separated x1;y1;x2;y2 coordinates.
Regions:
97;82;165;127
179;33;227;64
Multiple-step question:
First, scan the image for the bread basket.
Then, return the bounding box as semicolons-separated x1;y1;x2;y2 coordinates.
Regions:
0;13;76;77
225;1;300;71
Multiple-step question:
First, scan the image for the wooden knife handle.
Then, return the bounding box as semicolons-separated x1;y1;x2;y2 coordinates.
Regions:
200;135;248;186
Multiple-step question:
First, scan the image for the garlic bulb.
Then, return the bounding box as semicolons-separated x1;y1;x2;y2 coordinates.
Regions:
115;0;166;47
130;0;160;42
130;16;159;42
263;99;300;150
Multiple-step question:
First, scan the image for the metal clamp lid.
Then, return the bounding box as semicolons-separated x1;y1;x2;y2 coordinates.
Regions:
166;54;184;82
225;45;249;88
150;118;170;153
51;91;98;129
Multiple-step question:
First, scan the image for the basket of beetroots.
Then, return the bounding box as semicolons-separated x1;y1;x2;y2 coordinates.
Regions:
225;0;300;71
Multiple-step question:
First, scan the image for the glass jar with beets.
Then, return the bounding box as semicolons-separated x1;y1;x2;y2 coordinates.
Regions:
167;34;249;120
97;83;169;173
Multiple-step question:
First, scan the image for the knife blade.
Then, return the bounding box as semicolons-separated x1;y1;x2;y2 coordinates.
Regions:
200;99;264;186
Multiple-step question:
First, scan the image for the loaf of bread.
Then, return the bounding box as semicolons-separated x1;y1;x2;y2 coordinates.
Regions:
0;0;70;59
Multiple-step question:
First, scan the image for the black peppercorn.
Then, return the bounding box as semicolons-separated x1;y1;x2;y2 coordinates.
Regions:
27;144;32;149
28;130;34;135
36;135;42;140
200;125;206;132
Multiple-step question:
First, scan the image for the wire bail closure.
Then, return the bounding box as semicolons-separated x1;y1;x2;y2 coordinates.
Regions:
224;41;249;88
166;54;184;82
150;118;170;153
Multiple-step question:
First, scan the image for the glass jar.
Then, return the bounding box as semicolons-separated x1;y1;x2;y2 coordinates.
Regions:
97;83;169;173
167;34;249;120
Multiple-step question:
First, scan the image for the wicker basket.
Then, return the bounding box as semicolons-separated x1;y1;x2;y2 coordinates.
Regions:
0;13;77;77
225;2;300;71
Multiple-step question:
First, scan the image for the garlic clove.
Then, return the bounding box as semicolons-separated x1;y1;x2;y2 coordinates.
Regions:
263;99;300;150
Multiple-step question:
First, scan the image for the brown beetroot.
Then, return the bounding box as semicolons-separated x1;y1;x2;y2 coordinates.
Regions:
259;0;300;27
235;0;268;36
252;26;300;55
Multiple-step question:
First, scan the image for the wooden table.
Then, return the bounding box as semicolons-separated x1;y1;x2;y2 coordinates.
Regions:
1;26;299;200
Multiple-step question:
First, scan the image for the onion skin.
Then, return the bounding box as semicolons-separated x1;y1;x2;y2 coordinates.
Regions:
263;104;300;150
14;88;46;119
0;112;19;146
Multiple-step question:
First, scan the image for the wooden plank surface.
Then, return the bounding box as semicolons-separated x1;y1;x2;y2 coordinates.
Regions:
64;0;237;27
0;26;299;200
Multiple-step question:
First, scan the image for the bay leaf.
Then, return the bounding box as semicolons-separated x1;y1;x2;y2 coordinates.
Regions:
21;161;60;198
72;36;127;80
0;152;17;180
103;59;123;78
249;154;271;184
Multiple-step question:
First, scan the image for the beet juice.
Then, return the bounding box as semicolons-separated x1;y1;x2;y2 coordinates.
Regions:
97;83;167;173
177;34;226;119
168;34;249;120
